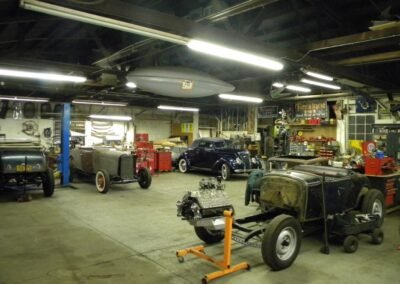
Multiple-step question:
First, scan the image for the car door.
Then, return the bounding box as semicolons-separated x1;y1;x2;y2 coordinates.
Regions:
204;141;218;169
191;140;208;168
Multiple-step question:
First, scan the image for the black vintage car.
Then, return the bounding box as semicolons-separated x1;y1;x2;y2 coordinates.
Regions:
0;140;54;197
177;138;262;180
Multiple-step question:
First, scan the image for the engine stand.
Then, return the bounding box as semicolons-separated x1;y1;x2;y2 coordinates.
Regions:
176;210;250;283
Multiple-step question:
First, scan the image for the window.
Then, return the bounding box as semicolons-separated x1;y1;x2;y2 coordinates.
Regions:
348;115;374;140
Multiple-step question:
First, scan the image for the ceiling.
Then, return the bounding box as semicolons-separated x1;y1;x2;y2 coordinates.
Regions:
1;0;400;112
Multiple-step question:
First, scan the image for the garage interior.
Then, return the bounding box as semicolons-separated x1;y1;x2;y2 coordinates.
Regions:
0;0;400;283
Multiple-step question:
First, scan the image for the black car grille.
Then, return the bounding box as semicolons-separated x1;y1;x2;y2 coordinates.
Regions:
120;156;134;180
239;153;251;169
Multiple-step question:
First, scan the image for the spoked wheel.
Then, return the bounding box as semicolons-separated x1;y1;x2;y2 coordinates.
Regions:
138;168;152;189
361;189;385;227
194;226;224;244
261;214;301;271
95;169;110;194
178;158;188;173
221;163;231;181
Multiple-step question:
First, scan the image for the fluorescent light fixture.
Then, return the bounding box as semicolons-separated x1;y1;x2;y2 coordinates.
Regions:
89;114;132;121
0;68;86;83
72;100;128;107
219;93;263;103
158;105;199;112
286;85;311;93
0;95;49;102
272;82;284;88
304;70;333;81
301;78;341;90
126;82;137;88
20;0;188;45
187;40;283;71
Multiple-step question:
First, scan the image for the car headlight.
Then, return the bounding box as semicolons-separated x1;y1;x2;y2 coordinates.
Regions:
251;157;257;163
235;157;242;164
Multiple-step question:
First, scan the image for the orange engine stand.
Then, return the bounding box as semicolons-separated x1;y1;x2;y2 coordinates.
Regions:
176;210;250;283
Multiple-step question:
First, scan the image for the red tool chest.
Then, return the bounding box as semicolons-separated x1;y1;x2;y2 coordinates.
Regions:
366;173;400;207
156;152;172;172
135;148;157;175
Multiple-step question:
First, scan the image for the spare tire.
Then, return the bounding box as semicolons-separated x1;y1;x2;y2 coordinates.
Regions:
23;102;36;118
40;103;51;118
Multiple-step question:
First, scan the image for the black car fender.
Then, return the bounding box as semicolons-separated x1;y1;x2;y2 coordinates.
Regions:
212;157;234;172
177;153;191;168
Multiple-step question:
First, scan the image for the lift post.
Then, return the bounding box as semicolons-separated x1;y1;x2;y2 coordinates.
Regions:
176;210;250;283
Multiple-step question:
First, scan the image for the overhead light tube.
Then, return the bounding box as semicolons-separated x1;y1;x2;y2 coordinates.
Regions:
89;114;132;121
126;82;137;88
286;85;311;93
72;100;128;107
158;105;199;112
219;93;263;103
304;70;333;81
301;78;341;90
0;68;86;83
187;40;284;71
272;82;284;88
0;95;49;102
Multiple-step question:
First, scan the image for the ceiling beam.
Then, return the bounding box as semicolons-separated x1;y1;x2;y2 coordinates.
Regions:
93;0;280;67
334;50;400;66
301;23;400;52
21;0;400;91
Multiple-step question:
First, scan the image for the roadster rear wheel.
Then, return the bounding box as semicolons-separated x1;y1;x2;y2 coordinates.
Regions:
361;189;385;227
178;158;188;173
95;169;110;194
42;168;55;197
261;214;301;271
194;226;224;244
138;168;152;189
221;163;231;181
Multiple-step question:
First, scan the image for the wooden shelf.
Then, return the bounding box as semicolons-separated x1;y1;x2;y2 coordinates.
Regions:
288;123;336;127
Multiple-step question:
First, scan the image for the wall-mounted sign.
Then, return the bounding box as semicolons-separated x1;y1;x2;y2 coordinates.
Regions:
181;123;193;133
258;106;278;118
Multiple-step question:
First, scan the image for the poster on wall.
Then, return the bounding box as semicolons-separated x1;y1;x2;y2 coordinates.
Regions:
258;106;278;118
181;123;193;133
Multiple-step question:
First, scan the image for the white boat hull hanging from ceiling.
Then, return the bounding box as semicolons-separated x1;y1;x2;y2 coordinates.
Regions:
126;67;235;98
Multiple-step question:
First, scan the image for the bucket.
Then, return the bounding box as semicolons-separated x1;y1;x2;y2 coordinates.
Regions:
376;151;384;159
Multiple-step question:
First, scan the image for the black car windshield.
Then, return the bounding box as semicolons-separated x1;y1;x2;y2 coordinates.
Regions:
215;140;233;148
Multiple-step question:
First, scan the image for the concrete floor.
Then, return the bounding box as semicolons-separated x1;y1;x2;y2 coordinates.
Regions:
0;171;399;284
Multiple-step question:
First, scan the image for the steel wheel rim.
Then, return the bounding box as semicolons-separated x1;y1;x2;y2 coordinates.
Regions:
179;159;187;172
96;172;105;191
276;227;297;261
221;164;228;179
372;200;383;217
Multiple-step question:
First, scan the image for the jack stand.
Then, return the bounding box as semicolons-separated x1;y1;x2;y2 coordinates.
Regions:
176;210;250;283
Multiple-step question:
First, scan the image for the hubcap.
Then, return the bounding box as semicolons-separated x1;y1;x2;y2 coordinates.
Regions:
96;172;105;191
372;200;383;217
179;160;187;172
276;227;297;261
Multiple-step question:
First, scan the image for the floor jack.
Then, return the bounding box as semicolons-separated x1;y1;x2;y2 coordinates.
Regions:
176;210;250;283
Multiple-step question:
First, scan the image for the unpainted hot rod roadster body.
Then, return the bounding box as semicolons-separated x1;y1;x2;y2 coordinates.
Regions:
177;165;385;270
70;147;151;193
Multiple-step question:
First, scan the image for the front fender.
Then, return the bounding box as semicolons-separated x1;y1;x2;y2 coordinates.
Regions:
177;153;191;168
212;157;233;172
